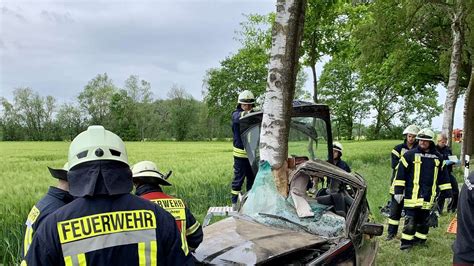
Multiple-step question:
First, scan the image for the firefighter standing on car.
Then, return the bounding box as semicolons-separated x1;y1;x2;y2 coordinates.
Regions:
231;90;256;210
386;124;420;241
393;128;452;250
22;126;191;265
132;160;203;254
435;133;459;213
22;163;73;258
453;171;474;265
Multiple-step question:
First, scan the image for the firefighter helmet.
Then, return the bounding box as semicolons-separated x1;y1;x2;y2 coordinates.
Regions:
333;142;343;154
416;128;435;142
403;124;420;135
237;90;255;105
132;161;172;186
68;125;129;170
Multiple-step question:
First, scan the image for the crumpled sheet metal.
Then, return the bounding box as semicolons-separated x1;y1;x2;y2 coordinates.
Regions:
241;161;345;238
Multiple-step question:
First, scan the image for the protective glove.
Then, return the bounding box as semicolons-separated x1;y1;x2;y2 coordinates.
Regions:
445;197;452;207
445;160;453;165
394;194;404;204
426;210;439;228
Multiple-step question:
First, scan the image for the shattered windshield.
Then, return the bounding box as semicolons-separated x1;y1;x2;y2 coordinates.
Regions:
242;117;329;174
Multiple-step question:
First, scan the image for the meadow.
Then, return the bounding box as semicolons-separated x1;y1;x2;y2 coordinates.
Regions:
0;140;465;265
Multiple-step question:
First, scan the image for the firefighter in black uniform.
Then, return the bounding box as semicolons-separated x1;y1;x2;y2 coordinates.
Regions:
332;142;351;173
231;90;256;210
132;160;203;253
22;163;73;258
393;128;452;250
436;133;459;213
22;126;190;265
453;171;474;265
386;124;420;241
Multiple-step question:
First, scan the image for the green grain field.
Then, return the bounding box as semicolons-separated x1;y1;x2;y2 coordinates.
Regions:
0;140;464;265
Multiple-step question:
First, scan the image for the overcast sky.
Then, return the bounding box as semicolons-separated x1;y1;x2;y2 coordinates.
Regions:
0;0;464;130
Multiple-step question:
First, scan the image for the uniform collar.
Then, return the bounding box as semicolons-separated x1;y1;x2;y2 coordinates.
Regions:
47;186;73;203
135;183;163;196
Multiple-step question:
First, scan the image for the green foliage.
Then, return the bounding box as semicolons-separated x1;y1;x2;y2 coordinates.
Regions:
0;141;463;265
78;73;117;125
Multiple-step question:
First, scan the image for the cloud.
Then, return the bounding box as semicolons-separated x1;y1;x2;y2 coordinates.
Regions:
1;6;27;23
40;10;74;24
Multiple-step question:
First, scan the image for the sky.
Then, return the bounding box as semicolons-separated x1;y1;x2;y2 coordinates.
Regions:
0;0;465;130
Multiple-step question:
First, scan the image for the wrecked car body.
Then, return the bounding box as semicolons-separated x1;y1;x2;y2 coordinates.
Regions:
194;102;382;265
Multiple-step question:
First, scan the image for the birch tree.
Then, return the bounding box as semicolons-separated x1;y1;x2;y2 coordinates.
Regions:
462;67;474;161
259;0;307;197
442;0;465;146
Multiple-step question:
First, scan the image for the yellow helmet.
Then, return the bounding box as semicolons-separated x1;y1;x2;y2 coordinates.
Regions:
68;125;128;170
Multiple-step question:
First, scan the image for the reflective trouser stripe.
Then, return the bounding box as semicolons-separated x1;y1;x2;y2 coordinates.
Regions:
401;233;414;240
64;254;86;266
20;260;27;266
138;241;157;266
233;147;247;158
231;190;240;195
415;232;427;240
388;219;399;225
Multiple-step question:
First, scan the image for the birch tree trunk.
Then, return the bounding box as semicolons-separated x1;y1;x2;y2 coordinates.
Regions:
259;0;307;197
462;66;474;163
442;4;463;147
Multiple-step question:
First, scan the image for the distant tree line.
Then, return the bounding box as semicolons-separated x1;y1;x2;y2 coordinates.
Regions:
0;74;229;141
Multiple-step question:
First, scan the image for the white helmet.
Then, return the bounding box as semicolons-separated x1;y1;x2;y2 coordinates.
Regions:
132;161;171;186
403;124;420;135
237;90;255;105
333;142;343;154
416;128;435;143
68;125;128;170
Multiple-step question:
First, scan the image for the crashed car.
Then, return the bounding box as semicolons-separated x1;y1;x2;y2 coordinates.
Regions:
194;102;382;265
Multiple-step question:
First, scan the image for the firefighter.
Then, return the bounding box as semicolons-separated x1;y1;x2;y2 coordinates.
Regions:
132;160;203;253
452;171;474;265
231;90;256;210
386;124;420;241
436;133;459;213
332;142;351;173
393;128;452;250
22;162;73;258
22;126;191;265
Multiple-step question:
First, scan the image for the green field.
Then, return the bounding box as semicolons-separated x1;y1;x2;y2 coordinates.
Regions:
0;140;465;265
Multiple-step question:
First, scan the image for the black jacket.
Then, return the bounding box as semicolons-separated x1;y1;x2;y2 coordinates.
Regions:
22;193;191;265
22;187;73;257
453;172;474;262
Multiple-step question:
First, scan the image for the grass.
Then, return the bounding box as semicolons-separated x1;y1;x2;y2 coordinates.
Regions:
0;140;467;265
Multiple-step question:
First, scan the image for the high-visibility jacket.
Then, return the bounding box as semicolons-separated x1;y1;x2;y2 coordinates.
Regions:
21;193;191;266
22;187;73;258
137;186;203;252
394;146;452;209
389;142;416;194
232;107;251;158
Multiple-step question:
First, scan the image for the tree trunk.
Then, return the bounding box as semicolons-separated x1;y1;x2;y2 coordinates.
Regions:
442;6;463;147
462;66;474;162
260;0;307;197
311;63;318;103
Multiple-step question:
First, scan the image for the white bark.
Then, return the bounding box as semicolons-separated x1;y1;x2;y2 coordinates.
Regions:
462;67;474;162
260;0;306;197
442;3;463;147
